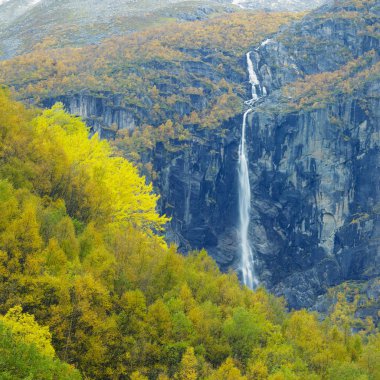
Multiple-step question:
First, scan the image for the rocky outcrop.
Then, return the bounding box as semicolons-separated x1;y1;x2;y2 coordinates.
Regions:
153;120;242;269
248;93;379;308
42;94;139;139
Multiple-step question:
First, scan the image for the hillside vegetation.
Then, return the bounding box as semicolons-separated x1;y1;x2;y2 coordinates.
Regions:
0;0;328;59
0;12;299;115
0;307;81;379
0;0;236;58
0;11;301;171
282;52;380;111
0;89;380;379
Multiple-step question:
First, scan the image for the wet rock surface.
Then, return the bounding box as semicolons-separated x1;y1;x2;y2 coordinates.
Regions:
244;0;380;308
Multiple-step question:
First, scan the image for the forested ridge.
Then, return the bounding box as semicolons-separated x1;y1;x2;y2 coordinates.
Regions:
0;11;300;137
0;89;379;379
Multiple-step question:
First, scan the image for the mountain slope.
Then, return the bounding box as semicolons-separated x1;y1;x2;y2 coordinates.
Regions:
0;0;235;58
0;0;327;59
0;11;300;132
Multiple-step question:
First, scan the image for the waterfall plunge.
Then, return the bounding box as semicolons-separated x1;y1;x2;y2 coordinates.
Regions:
238;51;265;289
238;108;257;289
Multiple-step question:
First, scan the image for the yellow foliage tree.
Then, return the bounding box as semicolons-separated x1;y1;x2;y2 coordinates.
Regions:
33;103;169;233
209;358;247;380
178;347;198;380
2;305;55;357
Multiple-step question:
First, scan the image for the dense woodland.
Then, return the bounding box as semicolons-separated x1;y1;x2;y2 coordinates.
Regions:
0;89;379;379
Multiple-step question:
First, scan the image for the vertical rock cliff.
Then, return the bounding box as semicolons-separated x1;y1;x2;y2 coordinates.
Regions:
153;119;243;271
242;0;380;308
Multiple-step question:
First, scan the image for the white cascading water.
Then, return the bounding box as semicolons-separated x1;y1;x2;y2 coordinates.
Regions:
246;52;260;101
238;108;257;289
238;50;265;288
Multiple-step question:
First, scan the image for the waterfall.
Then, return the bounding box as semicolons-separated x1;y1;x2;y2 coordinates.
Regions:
238;108;257;289
246;52;260;101
238;50;265;289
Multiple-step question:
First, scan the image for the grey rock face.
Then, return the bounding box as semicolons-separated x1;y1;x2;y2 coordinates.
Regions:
154;120;242;270
242;0;380;308
43;94;138;138
249;97;380;308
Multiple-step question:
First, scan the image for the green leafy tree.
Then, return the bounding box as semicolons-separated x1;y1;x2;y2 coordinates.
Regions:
0;321;81;380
